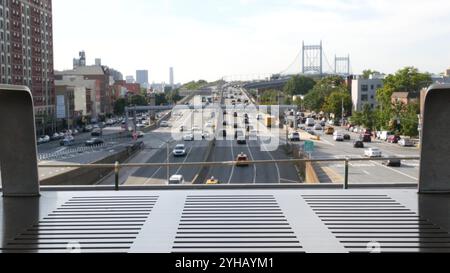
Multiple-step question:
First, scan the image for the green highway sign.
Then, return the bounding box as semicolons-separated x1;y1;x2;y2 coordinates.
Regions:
304;141;315;153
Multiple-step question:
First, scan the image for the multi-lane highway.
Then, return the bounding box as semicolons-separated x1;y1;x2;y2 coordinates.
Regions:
99;85;301;185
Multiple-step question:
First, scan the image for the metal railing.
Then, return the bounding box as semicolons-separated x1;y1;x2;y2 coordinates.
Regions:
38;156;421;191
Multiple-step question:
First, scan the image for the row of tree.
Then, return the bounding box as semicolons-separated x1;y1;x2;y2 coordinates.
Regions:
113;89;182;116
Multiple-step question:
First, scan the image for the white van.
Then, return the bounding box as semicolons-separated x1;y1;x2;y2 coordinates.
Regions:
169;175;184;185
379;131;392;141
306;118;315;127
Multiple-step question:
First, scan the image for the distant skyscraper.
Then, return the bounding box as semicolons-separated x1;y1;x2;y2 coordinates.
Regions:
126;76;135;84
170;67;174;87
136;70;149;88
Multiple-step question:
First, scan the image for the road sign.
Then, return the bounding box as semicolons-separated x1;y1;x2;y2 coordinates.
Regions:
304;141;315;153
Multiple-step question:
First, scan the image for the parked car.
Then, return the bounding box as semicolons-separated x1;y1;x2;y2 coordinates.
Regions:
169;175;184;185
364;148;382;158
399;138;415;147
353;141;365;148
343;134;351;141
361;133;372;143
85;138;104;146
222;130;227;138
160;121;170;127
60;136;75;146
173;144;187;157
91;128;102;137
387;135;401;144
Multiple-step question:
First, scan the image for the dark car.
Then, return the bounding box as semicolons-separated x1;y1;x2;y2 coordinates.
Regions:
344;134;351;141
354;141;365;148
234;112;238;118
85;138;104;146
234;123;238;129
223;121;227;126
383;158;402;167
223;111;227;115
361;133;372;143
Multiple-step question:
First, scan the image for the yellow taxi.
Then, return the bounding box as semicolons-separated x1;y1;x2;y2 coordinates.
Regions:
206;177;219;185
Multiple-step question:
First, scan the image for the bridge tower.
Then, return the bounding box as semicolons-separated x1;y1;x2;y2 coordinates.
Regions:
302;41;323;76
335;55;351;76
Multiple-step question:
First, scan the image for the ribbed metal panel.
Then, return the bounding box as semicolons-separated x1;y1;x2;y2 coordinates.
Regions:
303;195;450;253
172;195;303;252
1;196;158;253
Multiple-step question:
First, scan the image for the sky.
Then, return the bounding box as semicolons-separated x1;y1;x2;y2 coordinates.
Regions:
53;0;450;84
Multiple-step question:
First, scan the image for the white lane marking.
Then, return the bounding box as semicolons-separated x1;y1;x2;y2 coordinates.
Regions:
246;142;257;185
228;140;236;185
321;139;336;146
371;161;419;181
363;170;371;176
175;145;194;175
260;142;281;184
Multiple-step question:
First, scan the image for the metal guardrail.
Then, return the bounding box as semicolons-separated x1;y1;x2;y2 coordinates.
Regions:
38;156;420;191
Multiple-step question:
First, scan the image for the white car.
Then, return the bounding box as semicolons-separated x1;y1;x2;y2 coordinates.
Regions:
160;121;170;127
249;130;258;140
399;138;415;147
173;144;187;157
183;134;194;141
333;132;344;141
314;124;323;131
169;175;184;185
192;126;201;132
365;148;382;158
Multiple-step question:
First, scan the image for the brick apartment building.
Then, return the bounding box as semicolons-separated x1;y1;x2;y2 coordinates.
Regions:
0;0;55;134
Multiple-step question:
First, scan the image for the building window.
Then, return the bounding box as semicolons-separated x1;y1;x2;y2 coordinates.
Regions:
361;85;368;92
361;94;368;102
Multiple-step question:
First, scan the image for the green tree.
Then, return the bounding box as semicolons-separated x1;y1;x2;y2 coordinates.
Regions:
362;69;380;79
352;104;375;129
113;98;127;116
322;91;353;118
303;76;347;113
283;75;316;96
130;95;148;106
155;94;168;105
382;67;431;99
259;90;280;105
399;103;419;136
166;89;182;103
